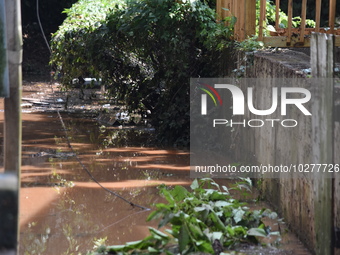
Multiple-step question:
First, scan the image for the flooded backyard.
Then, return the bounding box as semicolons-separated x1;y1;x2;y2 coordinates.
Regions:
20;112;192;254
0;81;312;254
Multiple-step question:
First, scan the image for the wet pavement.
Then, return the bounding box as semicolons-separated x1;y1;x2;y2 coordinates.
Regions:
0;82;313;254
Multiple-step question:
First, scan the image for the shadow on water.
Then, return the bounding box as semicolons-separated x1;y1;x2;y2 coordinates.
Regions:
19;112;192;254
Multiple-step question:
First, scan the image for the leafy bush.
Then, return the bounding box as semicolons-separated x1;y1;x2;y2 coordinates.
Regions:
51;0;234;146
87;178;280;254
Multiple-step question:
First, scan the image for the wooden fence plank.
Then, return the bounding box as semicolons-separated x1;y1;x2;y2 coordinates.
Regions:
315;0;321;32
299;0;307;43
259;0;266;41
216;0;222;20
329;0;336;34
275;0;280;31
233;0;239;39
287;0;293;45
310;32;334;255
263;34;340;47
245;0;256;38
238;0;245;40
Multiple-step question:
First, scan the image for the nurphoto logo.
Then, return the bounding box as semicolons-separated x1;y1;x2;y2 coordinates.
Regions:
198;81;312;128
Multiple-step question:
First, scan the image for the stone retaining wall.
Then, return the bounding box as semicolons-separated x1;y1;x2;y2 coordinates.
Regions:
232;49;340;254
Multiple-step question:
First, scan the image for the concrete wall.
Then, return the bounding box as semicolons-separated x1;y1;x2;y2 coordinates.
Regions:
232;49;340;254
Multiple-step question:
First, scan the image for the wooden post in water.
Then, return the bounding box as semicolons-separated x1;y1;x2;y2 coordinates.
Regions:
310;33;334;255
0;0;22;254
0;174;18;254
4;0;22;173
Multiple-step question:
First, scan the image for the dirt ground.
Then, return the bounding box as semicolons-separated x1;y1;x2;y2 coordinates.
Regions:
21;80;111;113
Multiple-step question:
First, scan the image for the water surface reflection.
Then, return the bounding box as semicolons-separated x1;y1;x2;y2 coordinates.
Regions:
20;113;191;254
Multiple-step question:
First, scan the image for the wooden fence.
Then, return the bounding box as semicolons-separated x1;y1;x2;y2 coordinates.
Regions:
216;0;340;47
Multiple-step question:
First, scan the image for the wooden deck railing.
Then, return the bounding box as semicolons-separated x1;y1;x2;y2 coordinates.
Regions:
216;0;340;47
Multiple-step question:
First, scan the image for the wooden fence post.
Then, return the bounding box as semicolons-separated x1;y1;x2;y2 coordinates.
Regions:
0;174;18;254
216;0;256;41
310;33;334;255
1;0;22;254
4;0;22;173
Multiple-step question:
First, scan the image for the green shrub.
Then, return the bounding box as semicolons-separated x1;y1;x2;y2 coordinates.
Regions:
51;0;234;146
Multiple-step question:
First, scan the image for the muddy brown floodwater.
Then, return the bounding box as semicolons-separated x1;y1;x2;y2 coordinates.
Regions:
19;113;193;255
0;82;312;254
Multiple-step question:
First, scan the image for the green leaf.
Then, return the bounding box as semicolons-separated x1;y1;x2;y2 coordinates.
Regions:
147;209;164;222
160;188;175;204
214;201;232;208
221;185;229;194
178;224;190;253
226;226;235;237
190;179;199;190
196;240;214;253
171;185;188;202
125;240;143;246
188;222;204;239
149;227;169;239
148;246;160;252
209;211;225;231
210;191;227;201
232;207;245;224
194;206;207;212
247;228;268;237
205;231;223;242
158;212;174;228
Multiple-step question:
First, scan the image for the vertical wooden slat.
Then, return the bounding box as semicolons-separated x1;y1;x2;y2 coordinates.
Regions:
238;0;245;41
315;0;321;32
299;0;307;43
216;0;222;21
231;0;235;16
275;0;280;31
245;0;256;38
223;0;232;25
216;0;233;26
233;0;239;40
258;0;266;41
329;0;336;34
287;0;293;45
222;0;229;20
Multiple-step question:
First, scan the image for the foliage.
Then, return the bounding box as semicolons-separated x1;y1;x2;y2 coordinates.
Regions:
51;0;234;147
256;0;315;36
87;178;280;254
235;36;264;52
